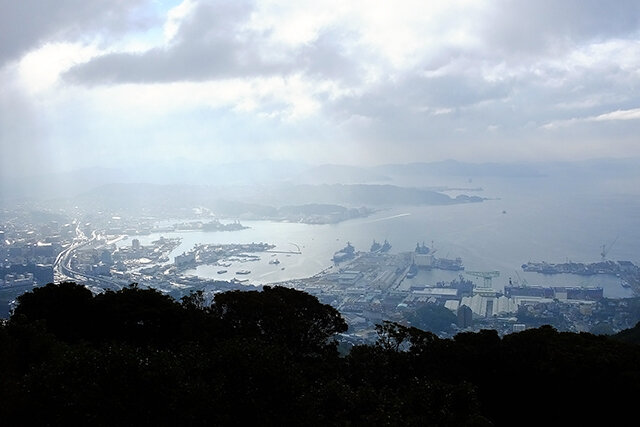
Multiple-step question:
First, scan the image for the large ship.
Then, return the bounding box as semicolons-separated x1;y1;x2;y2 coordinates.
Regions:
333;242;356;263
413;241;464;271
380;239;392;253
432;257;464;271
521;260;639;276
415;242;431;254
370;240;382;252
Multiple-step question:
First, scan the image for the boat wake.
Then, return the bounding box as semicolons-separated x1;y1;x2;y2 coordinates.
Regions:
363;213;411;224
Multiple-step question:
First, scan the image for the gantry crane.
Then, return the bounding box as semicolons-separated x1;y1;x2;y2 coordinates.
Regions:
465;270;500;288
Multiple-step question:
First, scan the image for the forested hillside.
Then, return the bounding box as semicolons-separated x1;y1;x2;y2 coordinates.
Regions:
1;283;639;426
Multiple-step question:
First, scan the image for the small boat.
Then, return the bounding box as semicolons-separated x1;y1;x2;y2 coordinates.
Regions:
236;270;251;275
269;259;280;265
217;270;227;274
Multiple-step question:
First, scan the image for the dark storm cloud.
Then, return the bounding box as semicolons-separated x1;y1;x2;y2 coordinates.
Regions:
0;0;151;66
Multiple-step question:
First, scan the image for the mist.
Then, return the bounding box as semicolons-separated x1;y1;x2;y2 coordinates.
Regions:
2;2;640;423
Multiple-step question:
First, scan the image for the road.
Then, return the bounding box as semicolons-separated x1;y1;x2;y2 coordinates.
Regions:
53;225;123;291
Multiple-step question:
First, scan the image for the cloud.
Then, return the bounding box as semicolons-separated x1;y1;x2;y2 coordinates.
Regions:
481;0;640;59
64;0;297;84
3;0;640;178
0;0;152;66
542;108;640;129
593;108;640;121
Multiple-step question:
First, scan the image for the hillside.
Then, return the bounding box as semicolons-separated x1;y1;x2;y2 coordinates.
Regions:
1;283;638;426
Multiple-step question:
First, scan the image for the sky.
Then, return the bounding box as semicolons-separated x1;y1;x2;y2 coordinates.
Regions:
1;0;640;178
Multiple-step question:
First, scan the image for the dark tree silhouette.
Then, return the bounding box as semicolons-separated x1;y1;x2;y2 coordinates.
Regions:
12;281;93;341
406;302;457;333
211;285;347;355
2;282;640;426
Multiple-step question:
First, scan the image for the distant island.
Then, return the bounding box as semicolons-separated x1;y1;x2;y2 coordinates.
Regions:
270;204;374;224
169;205;373;226
174;219;249;232
260;184;486;206
66;182;485;222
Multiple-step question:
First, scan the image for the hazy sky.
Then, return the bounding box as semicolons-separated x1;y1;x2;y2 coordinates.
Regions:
1;0;640;177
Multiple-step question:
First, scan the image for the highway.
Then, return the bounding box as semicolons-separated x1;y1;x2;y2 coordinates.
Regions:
53;225;123;291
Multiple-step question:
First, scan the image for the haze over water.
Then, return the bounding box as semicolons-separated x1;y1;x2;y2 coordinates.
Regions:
125;174;639;298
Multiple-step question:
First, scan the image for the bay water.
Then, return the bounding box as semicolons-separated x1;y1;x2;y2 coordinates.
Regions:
123;176;640;298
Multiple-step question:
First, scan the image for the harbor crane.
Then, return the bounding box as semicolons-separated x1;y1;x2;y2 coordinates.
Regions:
465;270;500;288
512;270;528;287
600;236;619;262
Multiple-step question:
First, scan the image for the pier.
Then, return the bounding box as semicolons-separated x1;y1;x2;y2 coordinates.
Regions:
266;250;302;255
266;242;302;255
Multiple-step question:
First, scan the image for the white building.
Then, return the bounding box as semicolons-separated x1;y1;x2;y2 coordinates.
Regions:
460;294;518;317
